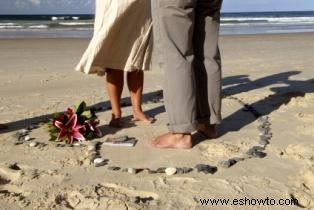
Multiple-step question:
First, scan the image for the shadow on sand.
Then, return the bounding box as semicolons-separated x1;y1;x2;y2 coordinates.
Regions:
219;70;313;136
0;90;165;135
1;71;313;141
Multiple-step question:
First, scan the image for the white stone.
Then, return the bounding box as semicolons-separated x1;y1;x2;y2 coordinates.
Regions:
93;158;104;164
21;129;29;134
73;142;81;147
24;135;31;141
29;142;37;147
165;167;177;176
128;168;136;174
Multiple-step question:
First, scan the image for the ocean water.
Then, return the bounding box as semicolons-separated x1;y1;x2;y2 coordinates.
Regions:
220;11;314;35
0;11;314;38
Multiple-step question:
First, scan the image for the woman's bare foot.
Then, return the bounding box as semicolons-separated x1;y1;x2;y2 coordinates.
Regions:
109;114;122;128
198;124;217;139
149;133;192;149
132;111;155;124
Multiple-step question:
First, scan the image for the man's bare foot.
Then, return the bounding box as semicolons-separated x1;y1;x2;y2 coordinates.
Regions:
149;133;192;149
132;111;155;124
198;124;217;139
0;124;7;130
109;114;122;128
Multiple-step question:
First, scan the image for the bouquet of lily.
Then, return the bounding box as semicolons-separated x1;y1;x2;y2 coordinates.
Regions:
48;101;102;144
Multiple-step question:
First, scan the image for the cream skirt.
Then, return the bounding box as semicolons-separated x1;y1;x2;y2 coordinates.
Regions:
76;0;152;75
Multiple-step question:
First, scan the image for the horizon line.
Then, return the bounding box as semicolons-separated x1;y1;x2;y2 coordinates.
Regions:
1;10;314;15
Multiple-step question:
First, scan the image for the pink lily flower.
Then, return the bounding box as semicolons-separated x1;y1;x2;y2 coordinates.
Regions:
66;108;74;118
54;114;85;144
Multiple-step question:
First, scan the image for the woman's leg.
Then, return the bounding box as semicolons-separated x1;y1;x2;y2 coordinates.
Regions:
127;70;154;124
106;69;124;127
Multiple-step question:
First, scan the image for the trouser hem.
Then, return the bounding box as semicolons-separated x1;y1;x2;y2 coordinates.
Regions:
197;116;222;125
167;121;198;133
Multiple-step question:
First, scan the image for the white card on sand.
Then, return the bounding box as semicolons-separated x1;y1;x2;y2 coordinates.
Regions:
102;136;137;147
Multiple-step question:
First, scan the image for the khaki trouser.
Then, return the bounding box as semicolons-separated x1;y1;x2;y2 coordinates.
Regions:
152;0;223;133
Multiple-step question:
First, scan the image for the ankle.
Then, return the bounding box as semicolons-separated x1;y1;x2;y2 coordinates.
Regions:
111;113;121;119
133;108;144;115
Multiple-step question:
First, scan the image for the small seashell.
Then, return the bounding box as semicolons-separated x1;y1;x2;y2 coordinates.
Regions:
29;142;38;147
165;167;177;176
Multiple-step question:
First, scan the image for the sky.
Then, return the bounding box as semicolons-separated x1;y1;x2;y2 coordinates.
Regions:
0;0;314;14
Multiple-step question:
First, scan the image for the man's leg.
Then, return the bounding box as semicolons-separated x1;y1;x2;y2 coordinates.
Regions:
150;0;197;149
193;0;223;138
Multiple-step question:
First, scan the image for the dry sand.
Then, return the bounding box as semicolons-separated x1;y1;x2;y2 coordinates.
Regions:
0;33;313;209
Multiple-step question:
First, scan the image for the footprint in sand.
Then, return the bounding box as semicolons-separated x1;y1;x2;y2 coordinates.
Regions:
37;183;158;210
0;163;21;186
293;113;314;137
0;163;30;208
289;167;314;209
198;142;243;161
283;144;314;165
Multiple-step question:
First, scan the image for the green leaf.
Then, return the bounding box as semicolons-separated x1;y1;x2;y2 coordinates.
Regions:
75;101;87;115
81;110;92;119
73;105;78;113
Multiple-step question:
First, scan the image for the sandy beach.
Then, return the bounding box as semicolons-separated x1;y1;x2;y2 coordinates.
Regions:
0;33;313;209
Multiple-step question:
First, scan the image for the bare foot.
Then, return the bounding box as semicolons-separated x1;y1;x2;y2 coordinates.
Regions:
198;124;217;139
132;111;155;124
149;133;192;149
109;114;122;128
